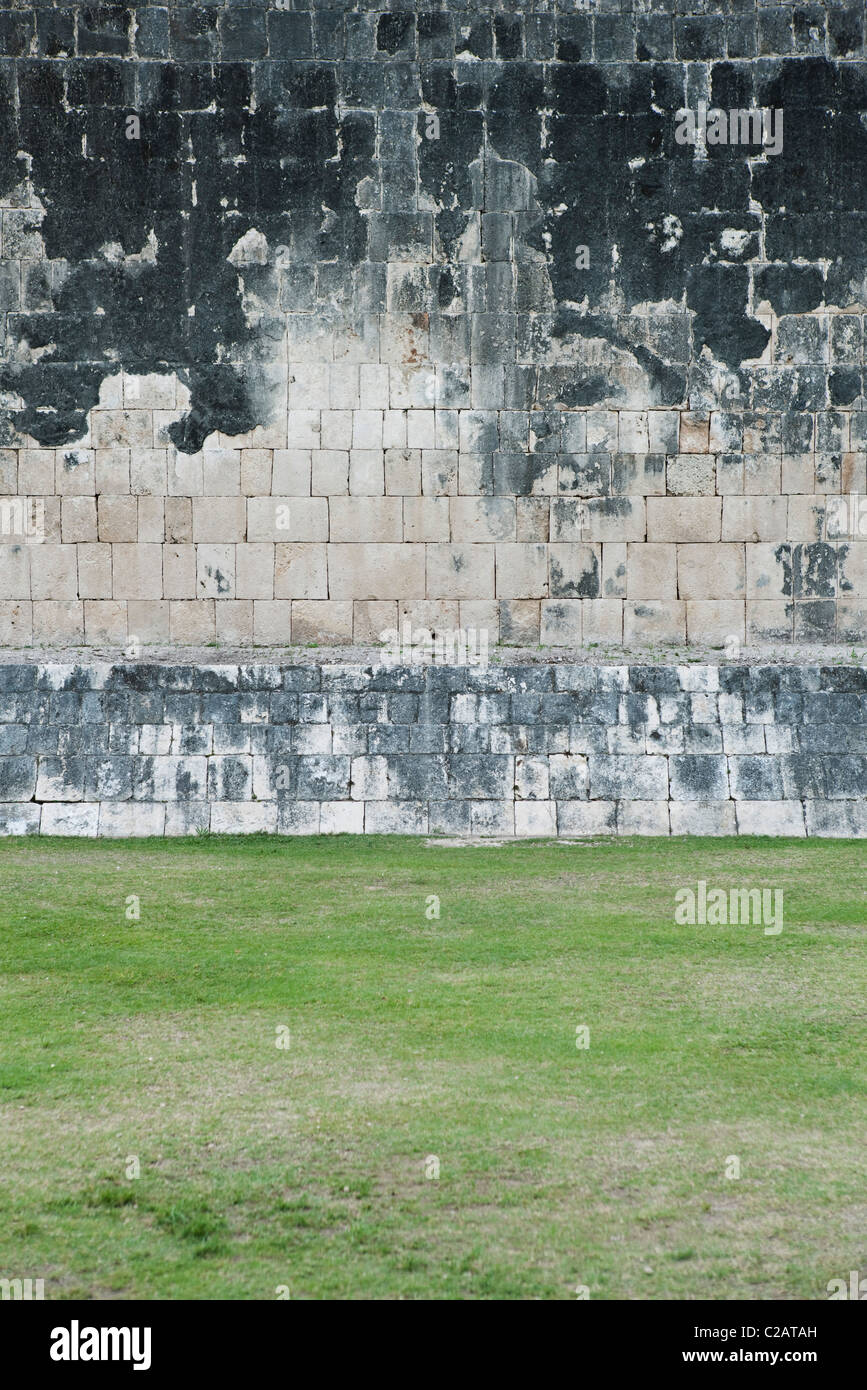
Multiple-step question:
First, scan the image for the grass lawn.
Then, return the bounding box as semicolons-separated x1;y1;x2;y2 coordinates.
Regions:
0;834;865;1301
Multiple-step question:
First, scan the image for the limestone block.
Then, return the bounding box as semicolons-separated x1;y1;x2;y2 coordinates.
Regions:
721;496;787;542
686;600;745;645
328;543;425;599
426;544;493;600
192;497;247;543
330;497;402;543
349;449;384;495
31;545;77;600
33;601;84;643
451;497;515;542
251;600;292;645
403;497;449;542
196;544;236;600
667;454;715;496
272;450;311;495
291;600;353;643
646;497;721;543
169;600;215;644
623;600;685;645
678;543;745;599
247;497;326;542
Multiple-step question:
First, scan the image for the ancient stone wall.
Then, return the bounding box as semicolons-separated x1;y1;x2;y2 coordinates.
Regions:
1;660;865;836
1;3;866;649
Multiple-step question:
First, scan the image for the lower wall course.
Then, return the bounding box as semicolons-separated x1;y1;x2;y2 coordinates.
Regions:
0;661;863;837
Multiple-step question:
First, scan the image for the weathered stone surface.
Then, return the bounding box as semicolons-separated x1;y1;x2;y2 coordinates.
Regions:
0;661;862;836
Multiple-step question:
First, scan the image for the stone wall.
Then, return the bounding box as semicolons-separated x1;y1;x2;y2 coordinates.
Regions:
1;660;865;836
0;4;866;649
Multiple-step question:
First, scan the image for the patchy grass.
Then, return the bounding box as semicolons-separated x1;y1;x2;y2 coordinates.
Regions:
0;834;865;1300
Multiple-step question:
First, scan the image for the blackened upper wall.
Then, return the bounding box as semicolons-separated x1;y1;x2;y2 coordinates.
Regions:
0;3;866;650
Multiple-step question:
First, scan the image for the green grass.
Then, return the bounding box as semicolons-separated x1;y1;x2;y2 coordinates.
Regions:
0;834;865;1301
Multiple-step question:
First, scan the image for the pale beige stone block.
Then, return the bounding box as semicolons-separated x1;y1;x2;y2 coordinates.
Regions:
451;497;515;542
0;601;32;644
746;600;792;642
42;497;61;544
287;409;321;450
721;496;787;541
192;496;247;542
601;542;627;597
112;543;163;600
216;599;253;645
677;543;745;599
838;541;867;595
385;448;421;495
196;543;235;599
76;543;112;599
274;543;327;599
426;543;494;599
540;599;581;646
679;412;710;452
98;495;137;543
330;497;402;542
422;449;458;495
623;599;685;644
55;448;96;496
459;600;498;640
383;410;406;448
353;600;397;644
403;497;449;542
666;454;715;495
583;598;623;644
745;543;790;599
291;600;353;643
781;455;813;494
272;449;311;495
130;448;167;495
18;449;55;494
93;410;152;449
165;498;192;544
236;543;275;599
163;545;196;599
399;599;460;635
122;371;176;409
202;448;241;495
628;542;678;601
516;497;550;542
247;496;327;542
328;543;425;599
127;599;170;644
251;600;292;645
311;450;349;495
84;600;128;645
495;543;548;598
349;449;384;495
33;600;84;644
0;450;16;493
137;497;164;542
686;600;745;645
167;447;203;496
743;455;781;494
61;496;97;543
842;452;867;496
360;363;390;408
170;599;215;644
241;448;272;495
320;411;353;451
618;411;649;453
646;497;721;543
0;545;30;599
30;544;77;599
552;497;646;542
787;495;826;543
406;410;435;450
